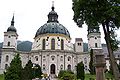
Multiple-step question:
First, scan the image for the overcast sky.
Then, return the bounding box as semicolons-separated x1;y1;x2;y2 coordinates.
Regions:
0;0;119;44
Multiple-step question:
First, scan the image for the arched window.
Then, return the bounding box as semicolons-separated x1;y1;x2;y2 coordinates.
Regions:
51;38;55;50
61;39;64;50
67;64;71;71
68;56;71;61
8;42;10;46
5;64;8;69
42;39;46;50
35;56;38;61
6;55;9;62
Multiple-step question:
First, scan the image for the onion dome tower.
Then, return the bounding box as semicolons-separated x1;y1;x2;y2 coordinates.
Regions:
7;15;17;32
3;15;18;49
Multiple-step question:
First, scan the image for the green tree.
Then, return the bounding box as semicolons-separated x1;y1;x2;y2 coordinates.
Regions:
72;0;120;79
108;64;113;75
4;53;22;80
76;61;85;80
34;64;42;79
22;60;33;80
58;70;75;80
89;49;95;75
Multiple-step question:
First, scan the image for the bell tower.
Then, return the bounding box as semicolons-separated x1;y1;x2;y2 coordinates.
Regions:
87;26;101;51
3;15;18;50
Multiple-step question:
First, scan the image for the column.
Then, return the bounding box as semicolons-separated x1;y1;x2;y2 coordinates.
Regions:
93;49;106;80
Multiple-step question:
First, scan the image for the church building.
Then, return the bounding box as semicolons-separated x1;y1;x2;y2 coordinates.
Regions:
0;4;103;76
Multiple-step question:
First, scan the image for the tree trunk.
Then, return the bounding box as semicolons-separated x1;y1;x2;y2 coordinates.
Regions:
102;23;120;80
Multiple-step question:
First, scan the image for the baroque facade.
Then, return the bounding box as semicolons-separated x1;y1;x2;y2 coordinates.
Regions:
1;5;118;76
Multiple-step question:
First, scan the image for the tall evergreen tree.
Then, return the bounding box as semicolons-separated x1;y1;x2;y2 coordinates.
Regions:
72;0;120;79
76;61;85;80
89;49;95;75
4;53;22;80
22;60;33;80
34;64;42;79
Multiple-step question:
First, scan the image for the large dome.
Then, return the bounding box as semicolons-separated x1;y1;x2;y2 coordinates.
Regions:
35;5;70;38
35;22;70;37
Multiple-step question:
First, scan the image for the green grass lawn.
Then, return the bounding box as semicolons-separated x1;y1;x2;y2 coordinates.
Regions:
0;73;114;80
0;74;4;80
85;73;114;80
85;74;96;80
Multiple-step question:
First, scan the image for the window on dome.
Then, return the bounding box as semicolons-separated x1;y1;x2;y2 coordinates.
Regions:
42;39;46;50
6;55;9;62
61;39;64;50
51;38;55;50
7;42;10;46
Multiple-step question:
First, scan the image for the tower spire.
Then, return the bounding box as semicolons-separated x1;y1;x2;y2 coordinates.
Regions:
11;14;14;26
51;1;54;11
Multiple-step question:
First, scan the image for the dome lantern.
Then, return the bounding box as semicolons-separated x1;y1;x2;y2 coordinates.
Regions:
47;1;58;23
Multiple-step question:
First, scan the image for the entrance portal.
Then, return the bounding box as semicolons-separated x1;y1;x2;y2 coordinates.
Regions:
50;64;55;74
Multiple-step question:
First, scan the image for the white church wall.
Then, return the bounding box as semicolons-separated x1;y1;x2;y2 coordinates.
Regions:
3;32;17;49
